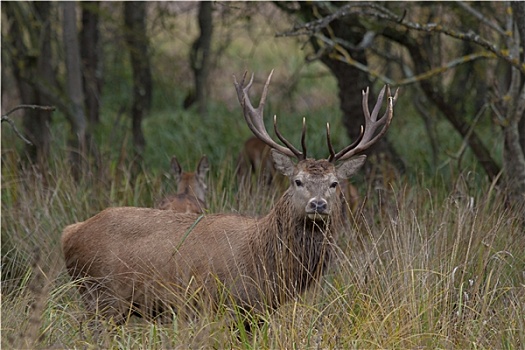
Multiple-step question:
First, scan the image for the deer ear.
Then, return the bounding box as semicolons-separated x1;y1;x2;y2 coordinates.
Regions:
336;155;367;179
196;155;210;181
271;149;295;177
171;156;183;182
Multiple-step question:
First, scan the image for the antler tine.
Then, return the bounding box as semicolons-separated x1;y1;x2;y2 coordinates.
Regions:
239;72;270;142
233;70;298;158
300;117;307;159
273;115;304;159
328;124;364;162
331;85;398;162
326;123;336;161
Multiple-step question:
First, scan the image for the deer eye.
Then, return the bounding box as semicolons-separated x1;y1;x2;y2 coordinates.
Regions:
294;179;303;187
330;181;339;188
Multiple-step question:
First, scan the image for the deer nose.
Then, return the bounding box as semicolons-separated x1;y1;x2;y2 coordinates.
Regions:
307;198;328;214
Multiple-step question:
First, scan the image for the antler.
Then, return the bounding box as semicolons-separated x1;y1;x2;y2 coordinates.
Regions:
328;85;399;162
233;70;306;160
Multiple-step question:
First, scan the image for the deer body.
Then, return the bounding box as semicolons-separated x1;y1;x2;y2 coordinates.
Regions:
62;71;397;324
236;136;277;186
157;155;209;213
62;156;359;320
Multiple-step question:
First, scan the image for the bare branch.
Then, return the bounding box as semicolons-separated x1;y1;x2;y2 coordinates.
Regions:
1;105;56;145
320;32;492;87
456;1;506;36
3;104;56;117
1;117;32;145
395;52;494;87
279;2;525;74
323;36;394;84
377;8;521;72
277;2;387;38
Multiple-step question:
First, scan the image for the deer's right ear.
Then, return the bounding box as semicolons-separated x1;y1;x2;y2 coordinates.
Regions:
271;149;295;177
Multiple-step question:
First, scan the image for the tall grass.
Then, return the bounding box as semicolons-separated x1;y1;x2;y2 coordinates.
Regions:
2;125;524;348
1;67;523;349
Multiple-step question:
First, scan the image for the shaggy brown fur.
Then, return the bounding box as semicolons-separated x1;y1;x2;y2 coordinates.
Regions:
61;152;367;323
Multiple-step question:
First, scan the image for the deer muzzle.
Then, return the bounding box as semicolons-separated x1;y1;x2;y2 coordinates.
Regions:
306;198;329;219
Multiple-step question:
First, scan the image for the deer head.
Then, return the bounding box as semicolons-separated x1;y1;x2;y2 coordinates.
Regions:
171;155;209;204
157;155;209;213
234;70;398;220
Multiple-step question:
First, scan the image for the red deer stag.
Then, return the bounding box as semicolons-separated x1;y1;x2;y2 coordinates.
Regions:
61;71;397;324
157;155;209;214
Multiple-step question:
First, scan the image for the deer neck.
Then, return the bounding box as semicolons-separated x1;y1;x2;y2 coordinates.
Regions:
251;191;339;304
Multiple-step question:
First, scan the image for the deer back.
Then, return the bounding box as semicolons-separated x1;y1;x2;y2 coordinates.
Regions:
62;207;280;319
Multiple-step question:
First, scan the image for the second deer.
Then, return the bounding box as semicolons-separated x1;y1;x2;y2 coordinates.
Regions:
157;155;209;214
236;136;276;187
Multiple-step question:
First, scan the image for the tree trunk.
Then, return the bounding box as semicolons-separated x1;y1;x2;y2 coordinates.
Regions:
63;1;88;179
80;1;102;126
124;1;152;162
4;2;54;166
501;1;525;208
189;1;213;117
511;0;525;158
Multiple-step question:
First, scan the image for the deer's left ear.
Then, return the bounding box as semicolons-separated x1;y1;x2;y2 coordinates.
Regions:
197;155;209;181
336;155;367;179
271;149;295;177
171;156;183;182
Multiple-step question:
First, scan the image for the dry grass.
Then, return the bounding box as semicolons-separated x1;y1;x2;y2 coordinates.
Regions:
1;148;524;349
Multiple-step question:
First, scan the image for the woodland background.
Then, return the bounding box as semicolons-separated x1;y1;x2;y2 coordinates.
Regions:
1;2;524;348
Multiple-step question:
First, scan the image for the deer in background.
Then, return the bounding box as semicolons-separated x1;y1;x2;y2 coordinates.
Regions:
157;155;209;214
61;70;397;325
236;136;277;187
